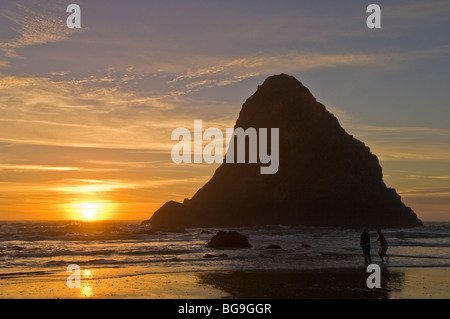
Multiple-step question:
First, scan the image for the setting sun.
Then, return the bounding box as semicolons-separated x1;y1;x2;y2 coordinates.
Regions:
79;203;99;220
65;202;116;221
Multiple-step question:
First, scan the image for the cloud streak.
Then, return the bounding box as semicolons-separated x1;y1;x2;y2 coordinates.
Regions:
169;52;383;93
0;164;118;172
385;0;450;19
0;2;83;64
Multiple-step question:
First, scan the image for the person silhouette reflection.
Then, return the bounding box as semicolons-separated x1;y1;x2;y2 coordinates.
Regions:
360;227;372;264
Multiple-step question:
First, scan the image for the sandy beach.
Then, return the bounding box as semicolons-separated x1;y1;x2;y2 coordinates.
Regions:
198;267;450;299
1;266;449;299
0;268;226;299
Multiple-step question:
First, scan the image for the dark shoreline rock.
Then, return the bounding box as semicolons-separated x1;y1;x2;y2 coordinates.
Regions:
205;231;252;250
203;253;229;258
259;244;283;250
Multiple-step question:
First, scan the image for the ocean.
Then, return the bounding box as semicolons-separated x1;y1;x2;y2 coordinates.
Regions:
1;220;449;281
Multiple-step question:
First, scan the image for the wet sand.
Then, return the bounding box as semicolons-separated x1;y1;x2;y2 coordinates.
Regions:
0;268;228;299
198;267;450;299
0;267;449;299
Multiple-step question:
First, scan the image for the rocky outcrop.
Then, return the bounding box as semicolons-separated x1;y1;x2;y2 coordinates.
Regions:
259;244;283;250
205;231;252;249
203;253;228;258
145;74;423;229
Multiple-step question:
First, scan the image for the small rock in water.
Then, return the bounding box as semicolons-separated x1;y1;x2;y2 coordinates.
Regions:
203;253;228;258
259;244;283;250
205;231;252;249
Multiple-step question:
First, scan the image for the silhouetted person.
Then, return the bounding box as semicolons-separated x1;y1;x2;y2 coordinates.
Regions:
360;228;372;264
373;228;390;262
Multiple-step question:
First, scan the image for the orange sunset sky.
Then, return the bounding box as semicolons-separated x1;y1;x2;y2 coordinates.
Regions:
0;1;449;221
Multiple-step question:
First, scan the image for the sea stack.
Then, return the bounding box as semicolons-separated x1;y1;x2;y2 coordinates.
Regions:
145;74;423;229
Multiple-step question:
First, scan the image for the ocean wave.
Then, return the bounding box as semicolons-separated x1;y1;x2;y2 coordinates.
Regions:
392;231;450;239
392;254;450;260
389;242;450;248
42;255;224;267
13;249;116;258
388;263;450;268
121;249;191;256
45;259;112;267
9;248;193;258
0;221;157;242
1;221;450;271
0;233;157;242
0;270;54;278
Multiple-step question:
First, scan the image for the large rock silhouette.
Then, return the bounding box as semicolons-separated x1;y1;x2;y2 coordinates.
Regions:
145;74;422;229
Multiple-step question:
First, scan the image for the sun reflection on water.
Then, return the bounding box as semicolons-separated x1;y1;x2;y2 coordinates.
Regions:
81;283;92;297
81;269;93;297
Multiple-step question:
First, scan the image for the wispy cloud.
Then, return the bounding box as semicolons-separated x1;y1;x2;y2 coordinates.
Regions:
400;188;450;198
0;164;77;171
169;52;383;92
407;175;450;180
0;2;83;64
0;70;239;150
0;163;117;172
385;0;450;19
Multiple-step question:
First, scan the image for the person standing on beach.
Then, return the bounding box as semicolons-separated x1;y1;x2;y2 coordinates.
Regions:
360;228;372;264
373;228;390;262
